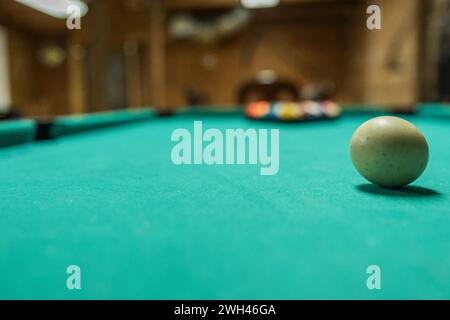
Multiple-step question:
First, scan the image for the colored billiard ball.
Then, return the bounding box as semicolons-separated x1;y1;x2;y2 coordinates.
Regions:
350;116;429;188
246;101;271;119
277;102;301;121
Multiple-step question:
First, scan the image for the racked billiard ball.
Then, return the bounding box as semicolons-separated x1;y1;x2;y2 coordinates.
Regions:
350;116;429;188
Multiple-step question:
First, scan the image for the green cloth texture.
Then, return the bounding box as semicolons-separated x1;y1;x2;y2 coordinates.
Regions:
0;120;36;148
0;105;449;299
49;108;155;138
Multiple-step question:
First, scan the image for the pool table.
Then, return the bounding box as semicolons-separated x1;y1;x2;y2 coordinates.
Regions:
0;104;449;300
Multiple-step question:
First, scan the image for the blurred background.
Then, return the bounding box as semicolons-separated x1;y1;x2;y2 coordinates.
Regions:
0;0;449;118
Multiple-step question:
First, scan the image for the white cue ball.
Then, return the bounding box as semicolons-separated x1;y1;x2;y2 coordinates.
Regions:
350;116;429;188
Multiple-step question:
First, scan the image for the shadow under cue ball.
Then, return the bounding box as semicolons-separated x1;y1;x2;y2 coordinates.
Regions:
350;116;429;188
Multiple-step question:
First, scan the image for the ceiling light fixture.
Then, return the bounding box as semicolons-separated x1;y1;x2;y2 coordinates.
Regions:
241;0;280;9
15;0;88;19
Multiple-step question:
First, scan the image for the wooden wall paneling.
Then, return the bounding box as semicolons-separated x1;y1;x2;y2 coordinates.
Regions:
361;0;420;108
148;0;167;109
165;4;353;106
124;40;143;107
88;0;109;112
341;1;367;104
419;0;449;101
67;34;87;115
8;29;37;116
0;26;12;112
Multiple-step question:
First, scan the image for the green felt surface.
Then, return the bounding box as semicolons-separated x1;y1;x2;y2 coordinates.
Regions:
49;108;155;138
0;105;450;299
0;120;36;148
